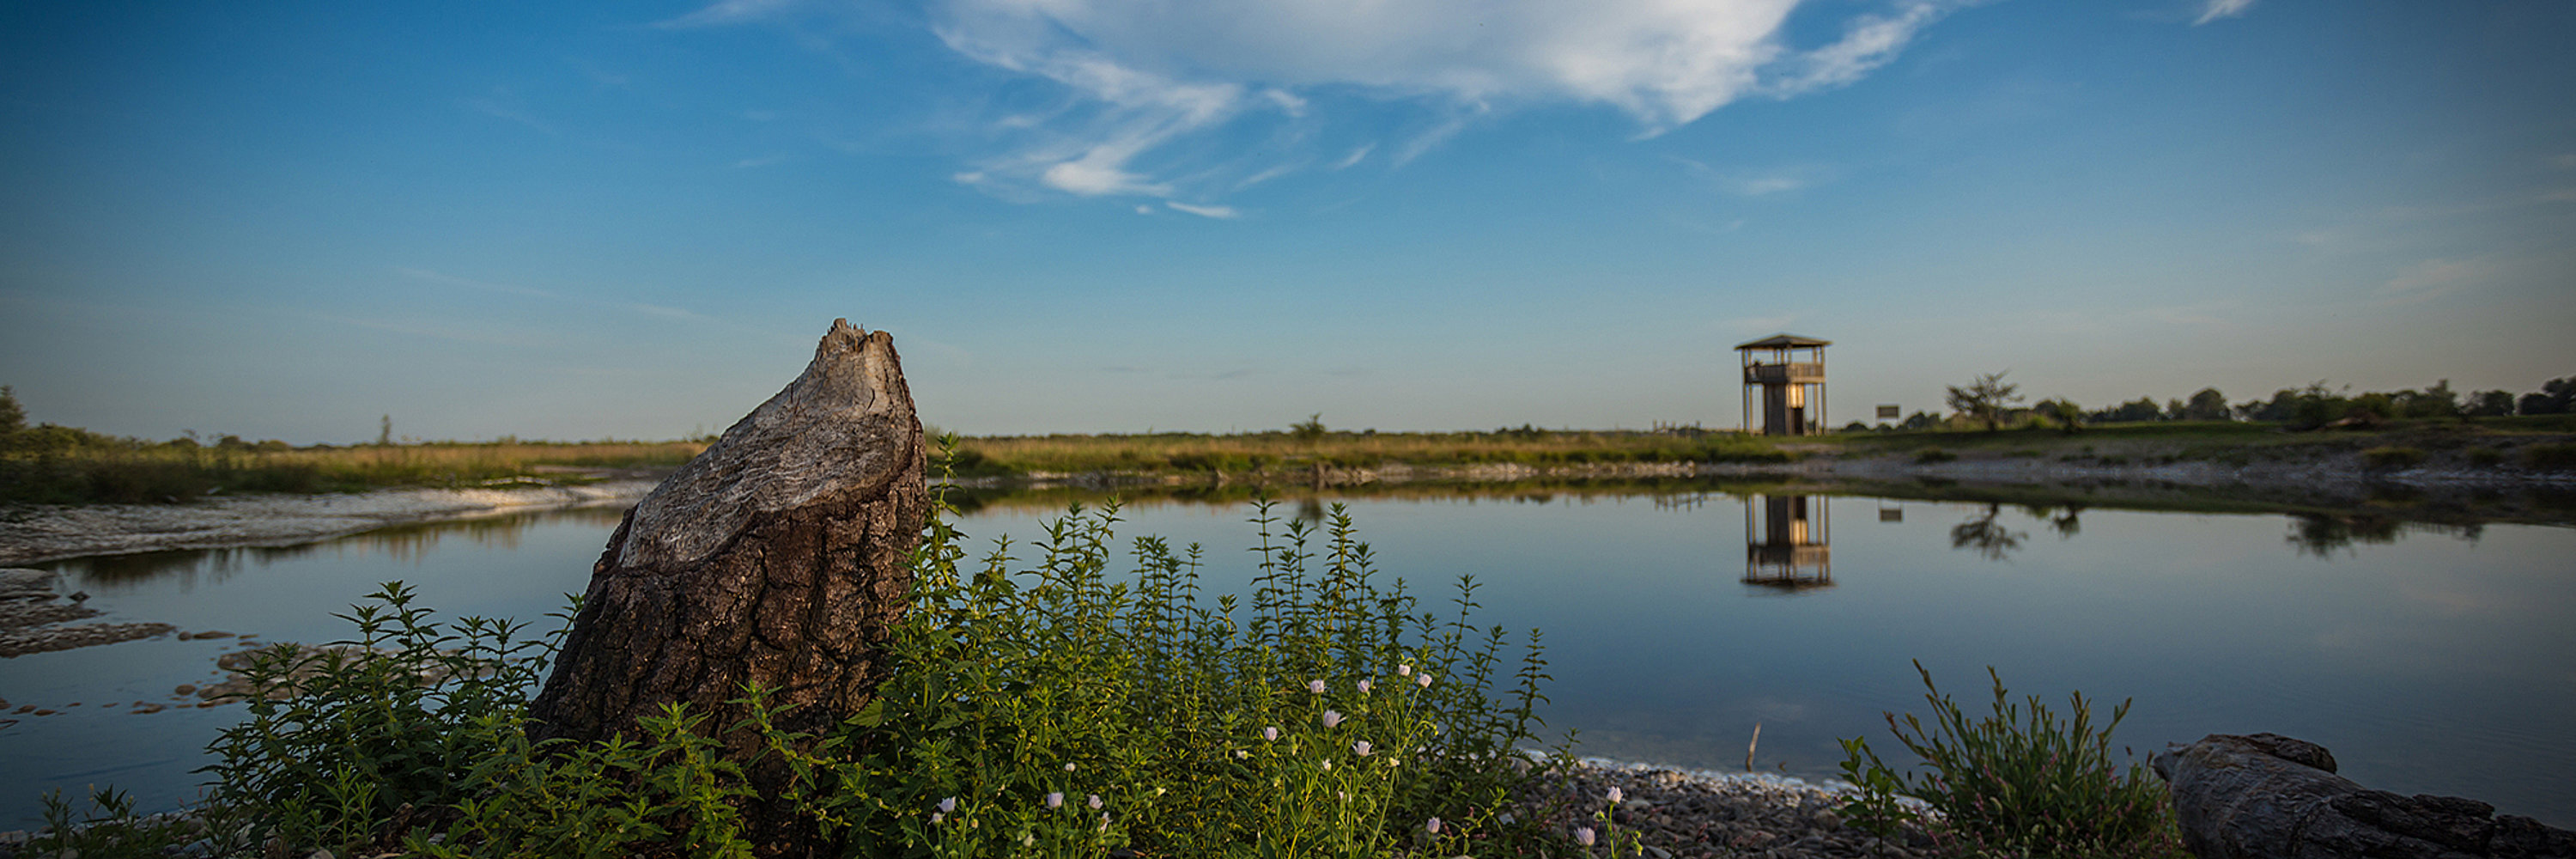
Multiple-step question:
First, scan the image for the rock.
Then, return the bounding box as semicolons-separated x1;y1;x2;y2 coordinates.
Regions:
0;568;54;601
2153;733;2575;858
528;320;928;856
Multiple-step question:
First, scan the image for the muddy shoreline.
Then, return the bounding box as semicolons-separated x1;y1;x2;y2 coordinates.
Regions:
0;479;661;567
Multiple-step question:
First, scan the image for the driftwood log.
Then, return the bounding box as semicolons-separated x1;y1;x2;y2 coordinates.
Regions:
2153;733;2574;858
529;319;927;852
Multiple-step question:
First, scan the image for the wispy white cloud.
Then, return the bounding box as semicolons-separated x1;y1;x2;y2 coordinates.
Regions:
1762;0;1952;99
1670;156;1827;197
1232;162;1301;190
657;0;802;29
1331;143;1375;170
2378;258;2492;305
668;0;1965;202
2192;0;2254;26
1165;201;1240;219
459;94;556;136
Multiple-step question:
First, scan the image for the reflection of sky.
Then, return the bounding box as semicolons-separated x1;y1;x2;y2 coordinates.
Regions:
2;493;2569;829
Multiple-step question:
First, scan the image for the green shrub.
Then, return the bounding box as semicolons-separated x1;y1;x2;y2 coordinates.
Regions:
1914;449;1958;464
2528;443;2576;471
813;497;1552;856
2464;448;2505;468
2359;446;2427;470
1837;662;2182;858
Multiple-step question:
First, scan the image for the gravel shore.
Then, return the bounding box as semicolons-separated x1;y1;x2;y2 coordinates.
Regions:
1523;758;1933;859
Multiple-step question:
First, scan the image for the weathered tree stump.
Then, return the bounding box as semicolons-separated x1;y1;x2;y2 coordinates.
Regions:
2153;733;2575;858
529;319;927;853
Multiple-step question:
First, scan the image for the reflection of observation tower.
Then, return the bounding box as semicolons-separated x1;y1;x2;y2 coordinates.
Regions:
1744;495;1832;591
1736;334;1829;436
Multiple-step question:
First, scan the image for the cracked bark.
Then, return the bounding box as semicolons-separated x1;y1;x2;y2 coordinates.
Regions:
528;319;927;856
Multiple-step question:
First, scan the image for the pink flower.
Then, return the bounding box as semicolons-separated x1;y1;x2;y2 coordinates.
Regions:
1416;672;1432;688
1607;786;1624;804
1354;740;1373;757
1045;792;1063;809
1308;679;1326;694
1426;817;1443;834
1321;710;1344;728
1396;664;1413;677
1088;794;1103;810
938;796;957;813
1263;726;1279;741
1576;826;1597;846
1358;679;1373;694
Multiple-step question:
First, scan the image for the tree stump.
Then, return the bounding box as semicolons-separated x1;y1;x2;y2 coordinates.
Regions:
529;319;927;853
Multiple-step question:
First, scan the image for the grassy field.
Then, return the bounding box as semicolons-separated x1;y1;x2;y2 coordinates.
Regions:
9;415;2568;506
0;441;706;505
947;427;1795;478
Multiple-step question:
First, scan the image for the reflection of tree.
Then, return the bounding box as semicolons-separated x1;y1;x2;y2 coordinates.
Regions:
1950;503;2026;561
2048;504;2085;539
2284;514;2403;557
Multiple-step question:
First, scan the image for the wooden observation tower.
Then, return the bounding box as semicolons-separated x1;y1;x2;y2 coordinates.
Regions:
1736;334;1829;436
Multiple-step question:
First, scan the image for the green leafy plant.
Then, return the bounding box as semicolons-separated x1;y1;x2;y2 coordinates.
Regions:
791;472;1559;856
1838;661;2182;857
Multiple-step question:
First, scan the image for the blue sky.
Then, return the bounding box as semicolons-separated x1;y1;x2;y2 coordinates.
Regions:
3;0;2570;442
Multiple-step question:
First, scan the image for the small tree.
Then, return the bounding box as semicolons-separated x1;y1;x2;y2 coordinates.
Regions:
1290;412;1327;443
0;386;24;437
2181;387;2230;421
1947;372;2024;432
2467;390;2516;417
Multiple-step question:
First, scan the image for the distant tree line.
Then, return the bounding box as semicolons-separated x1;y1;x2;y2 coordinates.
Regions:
1874;373;2576;433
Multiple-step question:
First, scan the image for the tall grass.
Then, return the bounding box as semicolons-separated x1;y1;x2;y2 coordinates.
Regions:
1838;661;2184;858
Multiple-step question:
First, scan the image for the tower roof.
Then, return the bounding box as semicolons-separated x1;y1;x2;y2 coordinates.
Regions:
1734;333;1832;350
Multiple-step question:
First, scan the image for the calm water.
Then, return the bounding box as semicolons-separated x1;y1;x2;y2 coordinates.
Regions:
3;490;2571;828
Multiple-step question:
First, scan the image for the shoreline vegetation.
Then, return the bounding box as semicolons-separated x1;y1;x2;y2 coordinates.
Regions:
7;376;2574;509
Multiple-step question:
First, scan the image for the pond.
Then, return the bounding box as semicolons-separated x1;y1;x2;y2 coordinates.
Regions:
4;484;2572;829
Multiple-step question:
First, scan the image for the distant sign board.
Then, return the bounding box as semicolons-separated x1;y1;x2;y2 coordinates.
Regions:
1876;405;1901;420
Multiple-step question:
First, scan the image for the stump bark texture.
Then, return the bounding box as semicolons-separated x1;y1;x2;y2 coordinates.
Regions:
528;319;927;852
2153;733;2574;859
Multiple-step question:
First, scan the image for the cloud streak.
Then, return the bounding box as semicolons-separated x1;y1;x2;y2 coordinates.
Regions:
2193;0;2255;26
672;0;1965;203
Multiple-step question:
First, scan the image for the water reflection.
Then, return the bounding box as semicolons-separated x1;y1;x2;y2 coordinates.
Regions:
1949;503;2027;562
1742;495;1831;591
2285;514;2482;558
40;505;635;590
